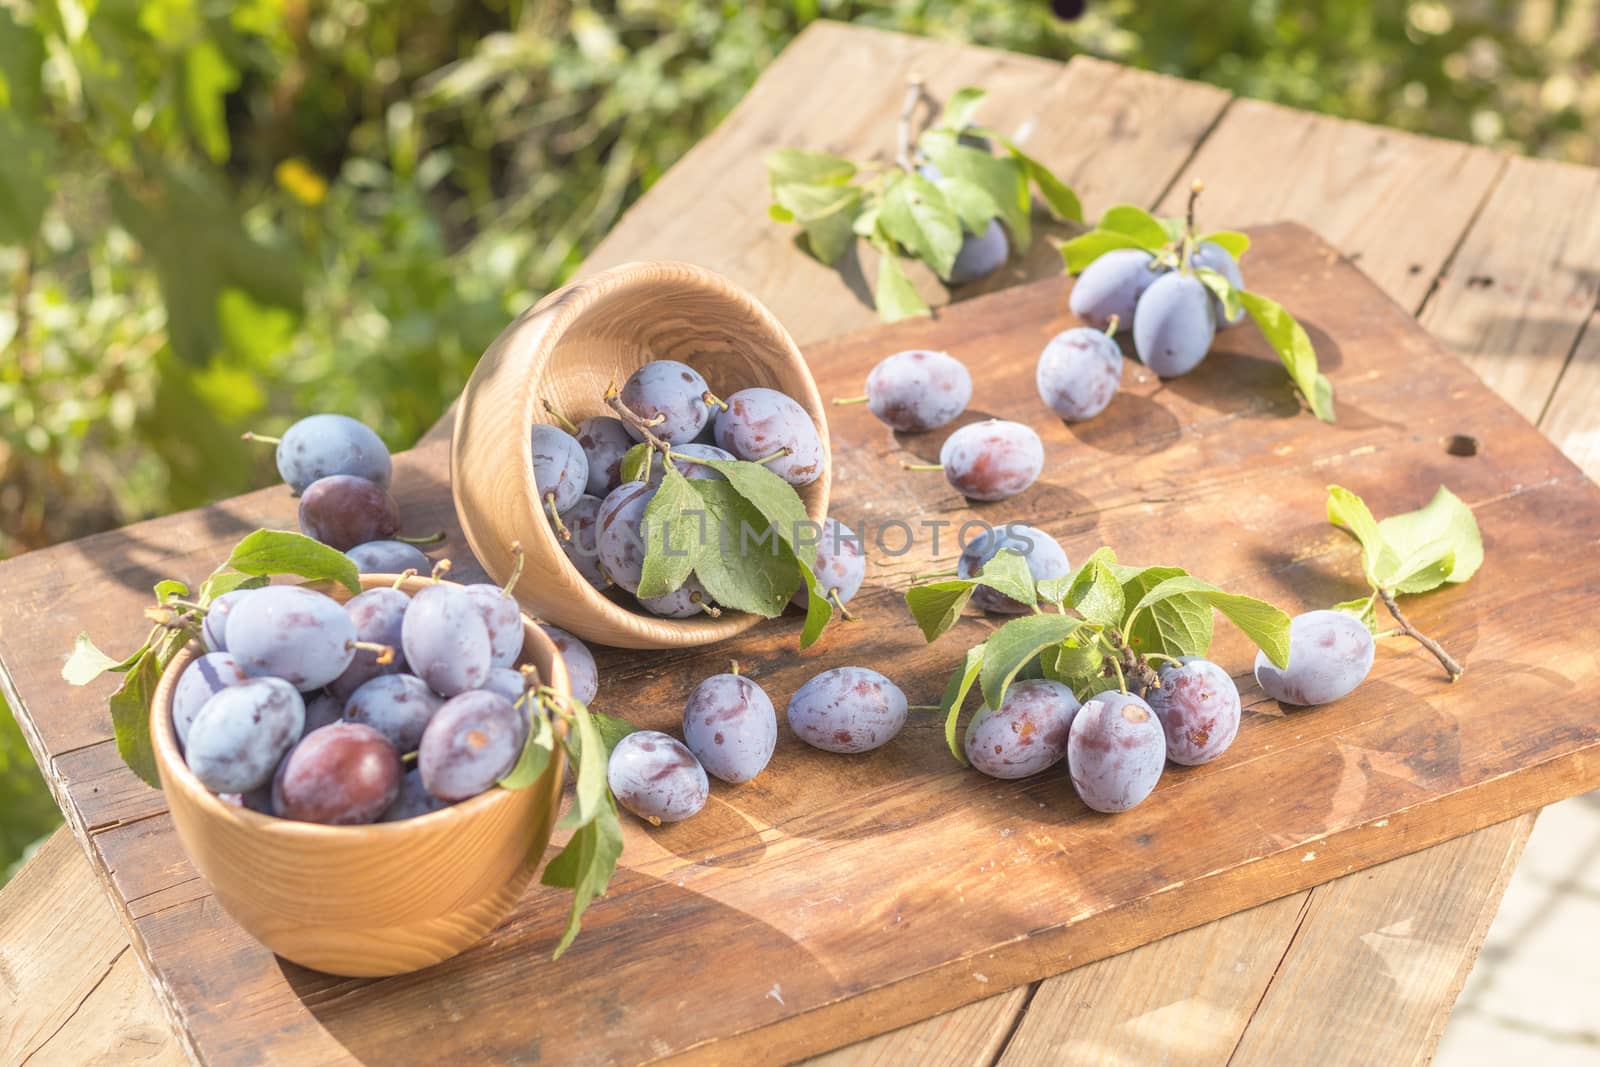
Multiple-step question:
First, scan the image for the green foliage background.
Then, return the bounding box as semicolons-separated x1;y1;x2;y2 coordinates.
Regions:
1;0;1596;881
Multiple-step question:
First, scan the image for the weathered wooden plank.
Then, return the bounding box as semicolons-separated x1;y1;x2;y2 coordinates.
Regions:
1153;97;1505;311
1416;156;1600;423
1539;318;1600;480
1229;814;1534;1067
807;985;1030;1067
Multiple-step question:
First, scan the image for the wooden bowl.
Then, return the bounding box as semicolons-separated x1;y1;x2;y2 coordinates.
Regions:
150;574;569;978
451;261;832;649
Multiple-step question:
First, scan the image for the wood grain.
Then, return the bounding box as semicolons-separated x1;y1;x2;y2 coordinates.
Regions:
451;260;830;648
7;224;1600;1066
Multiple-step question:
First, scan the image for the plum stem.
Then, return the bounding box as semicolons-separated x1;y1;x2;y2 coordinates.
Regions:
500;541;525;596
907;704;942;712
349;640;395;665
827;589;858;620
392;569;418;588
240;431;281;446
1377;588;1463;681
896;74;925;172
702;389;729;412
604;387;679;472
161;598;208;614
545;494;572;541
901;462;943;471
542;399;579;435
747;446;793;466
1106;653;1128;695
401;751;418;765
833;395;869;406
1185;178;1204;236
430;558;452;583
730;660;741;675
692;593;722;618
1104;314;1120;339
395;531;446;545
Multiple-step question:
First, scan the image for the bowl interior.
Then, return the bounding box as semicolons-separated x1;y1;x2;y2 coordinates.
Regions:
455;261;832;648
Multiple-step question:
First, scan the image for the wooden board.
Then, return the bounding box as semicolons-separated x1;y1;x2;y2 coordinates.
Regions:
5;222;1600;1065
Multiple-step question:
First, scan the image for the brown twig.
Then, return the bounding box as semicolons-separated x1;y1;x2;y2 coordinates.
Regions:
1378;589;1463;681
896;74;925;173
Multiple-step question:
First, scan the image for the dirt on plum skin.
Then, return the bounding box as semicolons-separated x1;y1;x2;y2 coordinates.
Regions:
1067;692;1166;814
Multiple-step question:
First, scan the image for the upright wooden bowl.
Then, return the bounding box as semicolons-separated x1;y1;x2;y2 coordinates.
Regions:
451;261;832;649
150;574;569;978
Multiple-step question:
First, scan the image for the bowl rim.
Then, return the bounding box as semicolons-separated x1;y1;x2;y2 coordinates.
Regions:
150;572;571;840
451;258;832;648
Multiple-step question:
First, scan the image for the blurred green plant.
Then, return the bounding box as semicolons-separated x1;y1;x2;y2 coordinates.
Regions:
1;0;1596;882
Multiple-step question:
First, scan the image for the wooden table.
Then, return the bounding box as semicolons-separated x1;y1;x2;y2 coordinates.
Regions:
4;22;1599;1066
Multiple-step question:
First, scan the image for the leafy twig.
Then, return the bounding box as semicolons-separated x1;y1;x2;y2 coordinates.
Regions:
1378;589;1463;681
895;74;924;173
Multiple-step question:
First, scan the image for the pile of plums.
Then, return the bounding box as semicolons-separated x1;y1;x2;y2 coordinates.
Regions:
177;574;599;824
607;663;908;825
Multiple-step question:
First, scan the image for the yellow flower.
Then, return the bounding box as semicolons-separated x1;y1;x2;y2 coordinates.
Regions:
275;158;328;206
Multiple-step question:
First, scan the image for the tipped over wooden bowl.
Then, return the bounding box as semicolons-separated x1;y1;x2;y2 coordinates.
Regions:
451;260;832;649
150;573;569;978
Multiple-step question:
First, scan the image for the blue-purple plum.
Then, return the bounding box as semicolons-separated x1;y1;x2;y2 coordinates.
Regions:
575;415;633;496
201;589;250;653
681;673;777;784
344;673;443;753
864;350;973;432
298;474;400;550
381;768;452;821
479;667;529;704
793;518;866;610
401;583;492;697
418;690;527;801
595;481;655;593
531;424;587;515
1189;241;1246;325
1146;657;1240;765
185;678;305;794
1254;610;1374;706
1068;691;1166;813
272;721;401;824
958;523;1069;614
345;540;430;575
639;575;718;619
173;652;248;747
620;360;715;445
558;494;609;589
1133;271;1216;377
787;667;907;754
937;420;1044;502
271;414;392;494
714;387;824;486
947;219;1008;285
965;679;1081;779
1070;248;1164;331
226;586;357;691
539;624;598;706
328;586;409;700
462;583;524;670
1037;326;1123;421
607;731;709;823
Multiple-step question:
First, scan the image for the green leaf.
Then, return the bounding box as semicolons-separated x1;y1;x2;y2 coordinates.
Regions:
198;571;269;603
687;480;798;616
919;129;1030;252
1200;230;1251;259
1125;592;1213;661
110;653;162;789
224;530;361;593
765;148;856;186
906;580;976;643
1237;290;1335;423
936;176;1001;235
1065;556;1125;627
872;243;930;322
154;580;189;605
183;40;240;163
979;614;1086;710
1126;576;1291;668
700;458;810;552
63;633;149;686
1377;486;1482;585
637;469;703;598
800;197;861;266
794;556;833;650
1389;541;1456;595
591;711;638;758
879;172;962;280
619;442;653;484
852;201;881;239
772;180;859;221
1002;141;1082;222
499;703;555;789
937;87;987;133
1061;229;1150;274
1332;596;1379;633
768;203;795;224
1326;484;1395;586
940;644;986;762
1195;267;1243;323
540;794;623;959
1097;205;1170;250
556;699;608;831
972;549;1037;609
